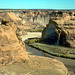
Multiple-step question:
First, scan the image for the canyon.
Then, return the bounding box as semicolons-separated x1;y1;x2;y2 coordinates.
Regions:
0;9;75;75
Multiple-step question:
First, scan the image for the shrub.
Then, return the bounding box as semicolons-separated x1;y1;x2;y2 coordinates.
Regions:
26;38;41;44
38;46;40;49
26;29;43;32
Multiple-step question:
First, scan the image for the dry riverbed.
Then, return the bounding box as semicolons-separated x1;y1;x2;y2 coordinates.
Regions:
22;32;42;41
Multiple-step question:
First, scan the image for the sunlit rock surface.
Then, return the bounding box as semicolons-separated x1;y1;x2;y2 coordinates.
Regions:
0;13;28;65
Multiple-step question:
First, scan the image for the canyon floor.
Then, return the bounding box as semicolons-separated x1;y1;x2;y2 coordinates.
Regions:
23;32;75;75
26;44;75;75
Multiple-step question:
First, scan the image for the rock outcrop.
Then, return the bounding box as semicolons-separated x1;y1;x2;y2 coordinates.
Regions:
42;20;59;44
0;55;70;75
0;13;28;65
42;19;75;48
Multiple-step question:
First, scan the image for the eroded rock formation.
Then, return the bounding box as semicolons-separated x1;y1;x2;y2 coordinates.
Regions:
1;9;75;31
42;19;75;48
0;13;28;65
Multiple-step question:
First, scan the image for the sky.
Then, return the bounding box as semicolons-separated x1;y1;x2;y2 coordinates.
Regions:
0;0;75;9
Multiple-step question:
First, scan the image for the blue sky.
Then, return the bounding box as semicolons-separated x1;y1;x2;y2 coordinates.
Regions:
0;0;75;9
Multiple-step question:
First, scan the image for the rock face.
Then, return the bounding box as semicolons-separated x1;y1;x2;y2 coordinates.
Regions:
1;10;75;31
0;13;28;65
42;21;59;44
42;20;75;48
12;10;75;32
0;55;70;75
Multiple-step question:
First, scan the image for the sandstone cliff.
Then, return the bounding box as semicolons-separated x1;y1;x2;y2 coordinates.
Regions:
0;13;28;65
1;10;75;31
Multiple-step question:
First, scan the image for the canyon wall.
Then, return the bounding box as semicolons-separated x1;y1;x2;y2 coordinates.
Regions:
1;9;74;30
12;10;75;30
0;12;28;65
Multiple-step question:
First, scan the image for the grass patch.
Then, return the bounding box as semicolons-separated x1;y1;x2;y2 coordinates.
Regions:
26;39;75;59
25;38;41;44
26;29;43;32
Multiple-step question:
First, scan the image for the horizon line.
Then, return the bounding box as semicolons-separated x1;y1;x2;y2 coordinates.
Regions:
0;8;75;10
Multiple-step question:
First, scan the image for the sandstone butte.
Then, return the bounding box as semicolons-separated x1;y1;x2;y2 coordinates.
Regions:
42;17;75;48
0;12;70;75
